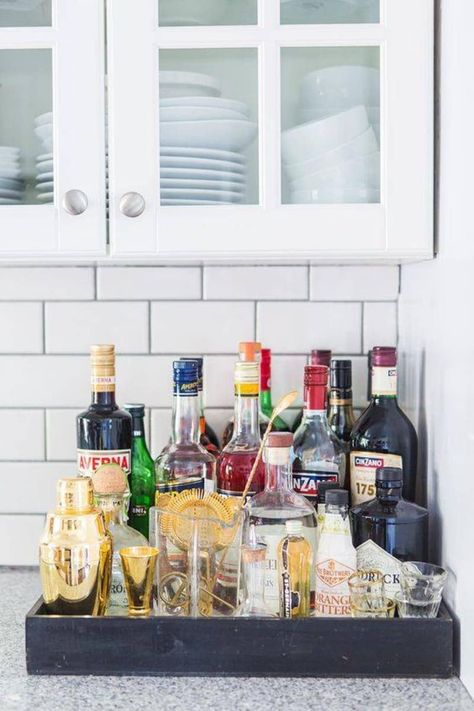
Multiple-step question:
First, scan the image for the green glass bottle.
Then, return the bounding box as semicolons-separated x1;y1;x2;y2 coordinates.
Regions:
124;404;155;539
260;348;287;431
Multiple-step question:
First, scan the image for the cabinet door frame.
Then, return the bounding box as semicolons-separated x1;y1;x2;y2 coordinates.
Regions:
0;0;106;258
107;0;433;262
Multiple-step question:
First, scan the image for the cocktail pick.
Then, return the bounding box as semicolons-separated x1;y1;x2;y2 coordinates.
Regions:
240;390;298;505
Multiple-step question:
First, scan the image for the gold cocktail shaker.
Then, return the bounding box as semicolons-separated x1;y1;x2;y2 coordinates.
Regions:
39;477;112;615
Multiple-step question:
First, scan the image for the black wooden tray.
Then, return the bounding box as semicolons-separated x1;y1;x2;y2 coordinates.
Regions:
25;597;453;678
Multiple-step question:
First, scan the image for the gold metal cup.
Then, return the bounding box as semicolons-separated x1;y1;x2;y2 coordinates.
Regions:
120;546;159;617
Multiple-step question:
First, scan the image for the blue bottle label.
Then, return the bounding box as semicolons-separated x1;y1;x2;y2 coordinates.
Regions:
156;478;204;494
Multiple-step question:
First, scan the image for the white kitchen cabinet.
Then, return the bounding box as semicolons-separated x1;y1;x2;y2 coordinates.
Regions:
107;0;433;261
0;0;106;257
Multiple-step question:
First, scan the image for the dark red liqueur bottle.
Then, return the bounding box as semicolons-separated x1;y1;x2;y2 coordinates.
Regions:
350;346;418;506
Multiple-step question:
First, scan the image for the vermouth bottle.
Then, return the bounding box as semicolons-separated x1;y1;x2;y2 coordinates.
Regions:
180;357;219;454
292;349;332;433
350;346;418;505
77;344;132;479
221;341;263;448
292;365;345;506
124;404;155;539
155;360;215;495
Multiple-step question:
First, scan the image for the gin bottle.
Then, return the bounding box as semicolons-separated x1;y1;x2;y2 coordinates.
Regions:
293;365;345;505
245;432;317;615
124;404;155;539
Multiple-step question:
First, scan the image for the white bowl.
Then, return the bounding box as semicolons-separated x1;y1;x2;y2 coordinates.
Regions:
160;155;246;173
0;177;23;190
291;186;380;204
160;105;248;122
160;178;244;192
290;151;380;191
284;126;378;181
159;71;221;98
299;104;380;125
282;105;369;166
299;65;380;110
34;112;53;127
160;167;245;182
281;0;378;23
0;146;20;156
159;0;227;26
160;96;250;117
160;146;245;162
34;124;52;141
159;119;257;151
0;167;21;179
160;188;242;202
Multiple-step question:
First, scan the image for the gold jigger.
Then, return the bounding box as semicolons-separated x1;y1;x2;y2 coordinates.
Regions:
120;546;159;617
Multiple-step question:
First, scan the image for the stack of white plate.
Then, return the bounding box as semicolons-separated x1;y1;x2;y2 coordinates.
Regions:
0;147;24;205
34;112;53;204
159;72;257;205
282;65;381;204
280;0;378;24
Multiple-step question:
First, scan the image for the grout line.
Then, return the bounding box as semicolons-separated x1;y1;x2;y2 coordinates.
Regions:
307;264;311;300
254;301;258;340
41;302;46;354
93;266;98;300
43;409;47;461
148;301;151;353
200;265;204;300
360;302;365;354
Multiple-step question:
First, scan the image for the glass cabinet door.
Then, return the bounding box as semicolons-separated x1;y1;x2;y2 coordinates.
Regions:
0;1;106;255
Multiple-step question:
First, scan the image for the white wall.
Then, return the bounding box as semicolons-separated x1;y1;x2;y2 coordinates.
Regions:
0;263;398;565
398;0;474;694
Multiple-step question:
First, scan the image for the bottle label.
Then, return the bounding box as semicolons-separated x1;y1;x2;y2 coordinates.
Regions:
77;449;131;477
90;374;115;393
156;478;204;495
315;558;356;617
217;487;255;501
372;366;397;397
174;379;199;396
280;570;292;618
292;471;338;501
356;539;402;598
234;382;259;397
130;504;147;518
350;451;402;505
107;559;129;614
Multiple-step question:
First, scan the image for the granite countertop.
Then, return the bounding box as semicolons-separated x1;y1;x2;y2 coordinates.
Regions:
1;568;473;711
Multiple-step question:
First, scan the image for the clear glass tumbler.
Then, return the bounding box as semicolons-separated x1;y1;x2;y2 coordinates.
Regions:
400;562;447;602
395;591;442;619
349;569;394;618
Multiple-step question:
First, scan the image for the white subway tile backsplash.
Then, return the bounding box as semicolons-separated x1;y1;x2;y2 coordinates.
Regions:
204;266;308;301
97;267;201;300
310;266;399;301
119;356;176;407
150;409;172;458
45;302;149;354
257;302;361;354
0;303;43;353
46;409;79;461
0;356;88;407
203;356;236;408
271;355;307;408
0;515;46;565
151;302;254;354
363;302;397;352
0;462;76;514
0;410;44;460
0;267;94;301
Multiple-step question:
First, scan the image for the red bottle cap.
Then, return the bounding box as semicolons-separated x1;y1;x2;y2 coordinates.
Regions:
304;365;328;387
310;349;332;367
267;432;293;448
372;347;397;367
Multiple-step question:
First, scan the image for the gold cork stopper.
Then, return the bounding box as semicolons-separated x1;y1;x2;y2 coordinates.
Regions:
56;477;94;514
90;344;115;392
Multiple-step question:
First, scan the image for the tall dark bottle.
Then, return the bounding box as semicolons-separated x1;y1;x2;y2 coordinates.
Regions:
124;403;155;539
77;345;132;479
350;467;428;598
350;346;418;505
328;360;355;444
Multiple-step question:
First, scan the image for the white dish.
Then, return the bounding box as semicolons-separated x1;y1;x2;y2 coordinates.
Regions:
0;161;20;171
0;197;22;205
161;199;235;205
299;65;380;109
281;0;378;23
160;188;242;202
160;178;244;192
36;171;54;182
36;153;53;162
160;96;250;117
159;70;221;98
36;181;54;192
161;147;245;163
291;186;380;204
34;124;52;141
0;188;24;198
282;105;369;166
284;126;378;181
0;146;20;156
0;167;22;179
34;112;53;127
36;192;54;201
290;151;380;191
160;119;257;151
158;0;227;26
160;156;245;174
39;138;53;152
160;105;248;122
0;177;23;190
299;104;380;125
36;160;53;173
160;167;245;182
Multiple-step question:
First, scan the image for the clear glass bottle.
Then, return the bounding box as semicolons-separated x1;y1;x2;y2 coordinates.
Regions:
315;489;356;617
94;490;147;615
278;519;312;618
217;361;265;498
292;349;332;433
180;357;220;455
315;480;340;550
293;365;345;506
238;542;273;617
245;432;317;615
222;341;264;448
155;360;216;495
124;404;155;539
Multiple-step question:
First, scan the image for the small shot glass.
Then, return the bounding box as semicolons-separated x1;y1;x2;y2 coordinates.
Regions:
349;569;393;618
400;562;447;602
395;591;442;619
120;546;159;617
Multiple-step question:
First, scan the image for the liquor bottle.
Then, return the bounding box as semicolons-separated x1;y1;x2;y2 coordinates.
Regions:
260;348;287;431
217;361;265;498
278;519;312;618
245;432;317;615
350;467;428;598
124;404;155;539
292;349;332;432
222;341;263;448
315;489;356;617
155;360;216;495
328;359;355;490
77;344;132;480
315;480;340;550
180;357;220;454
292;365;345;506
92;463;147;615
366;348;373;402
350;346;418;505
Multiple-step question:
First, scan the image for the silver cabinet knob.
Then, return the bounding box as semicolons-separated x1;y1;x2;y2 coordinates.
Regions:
120;192;145;218
62;189;88;215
